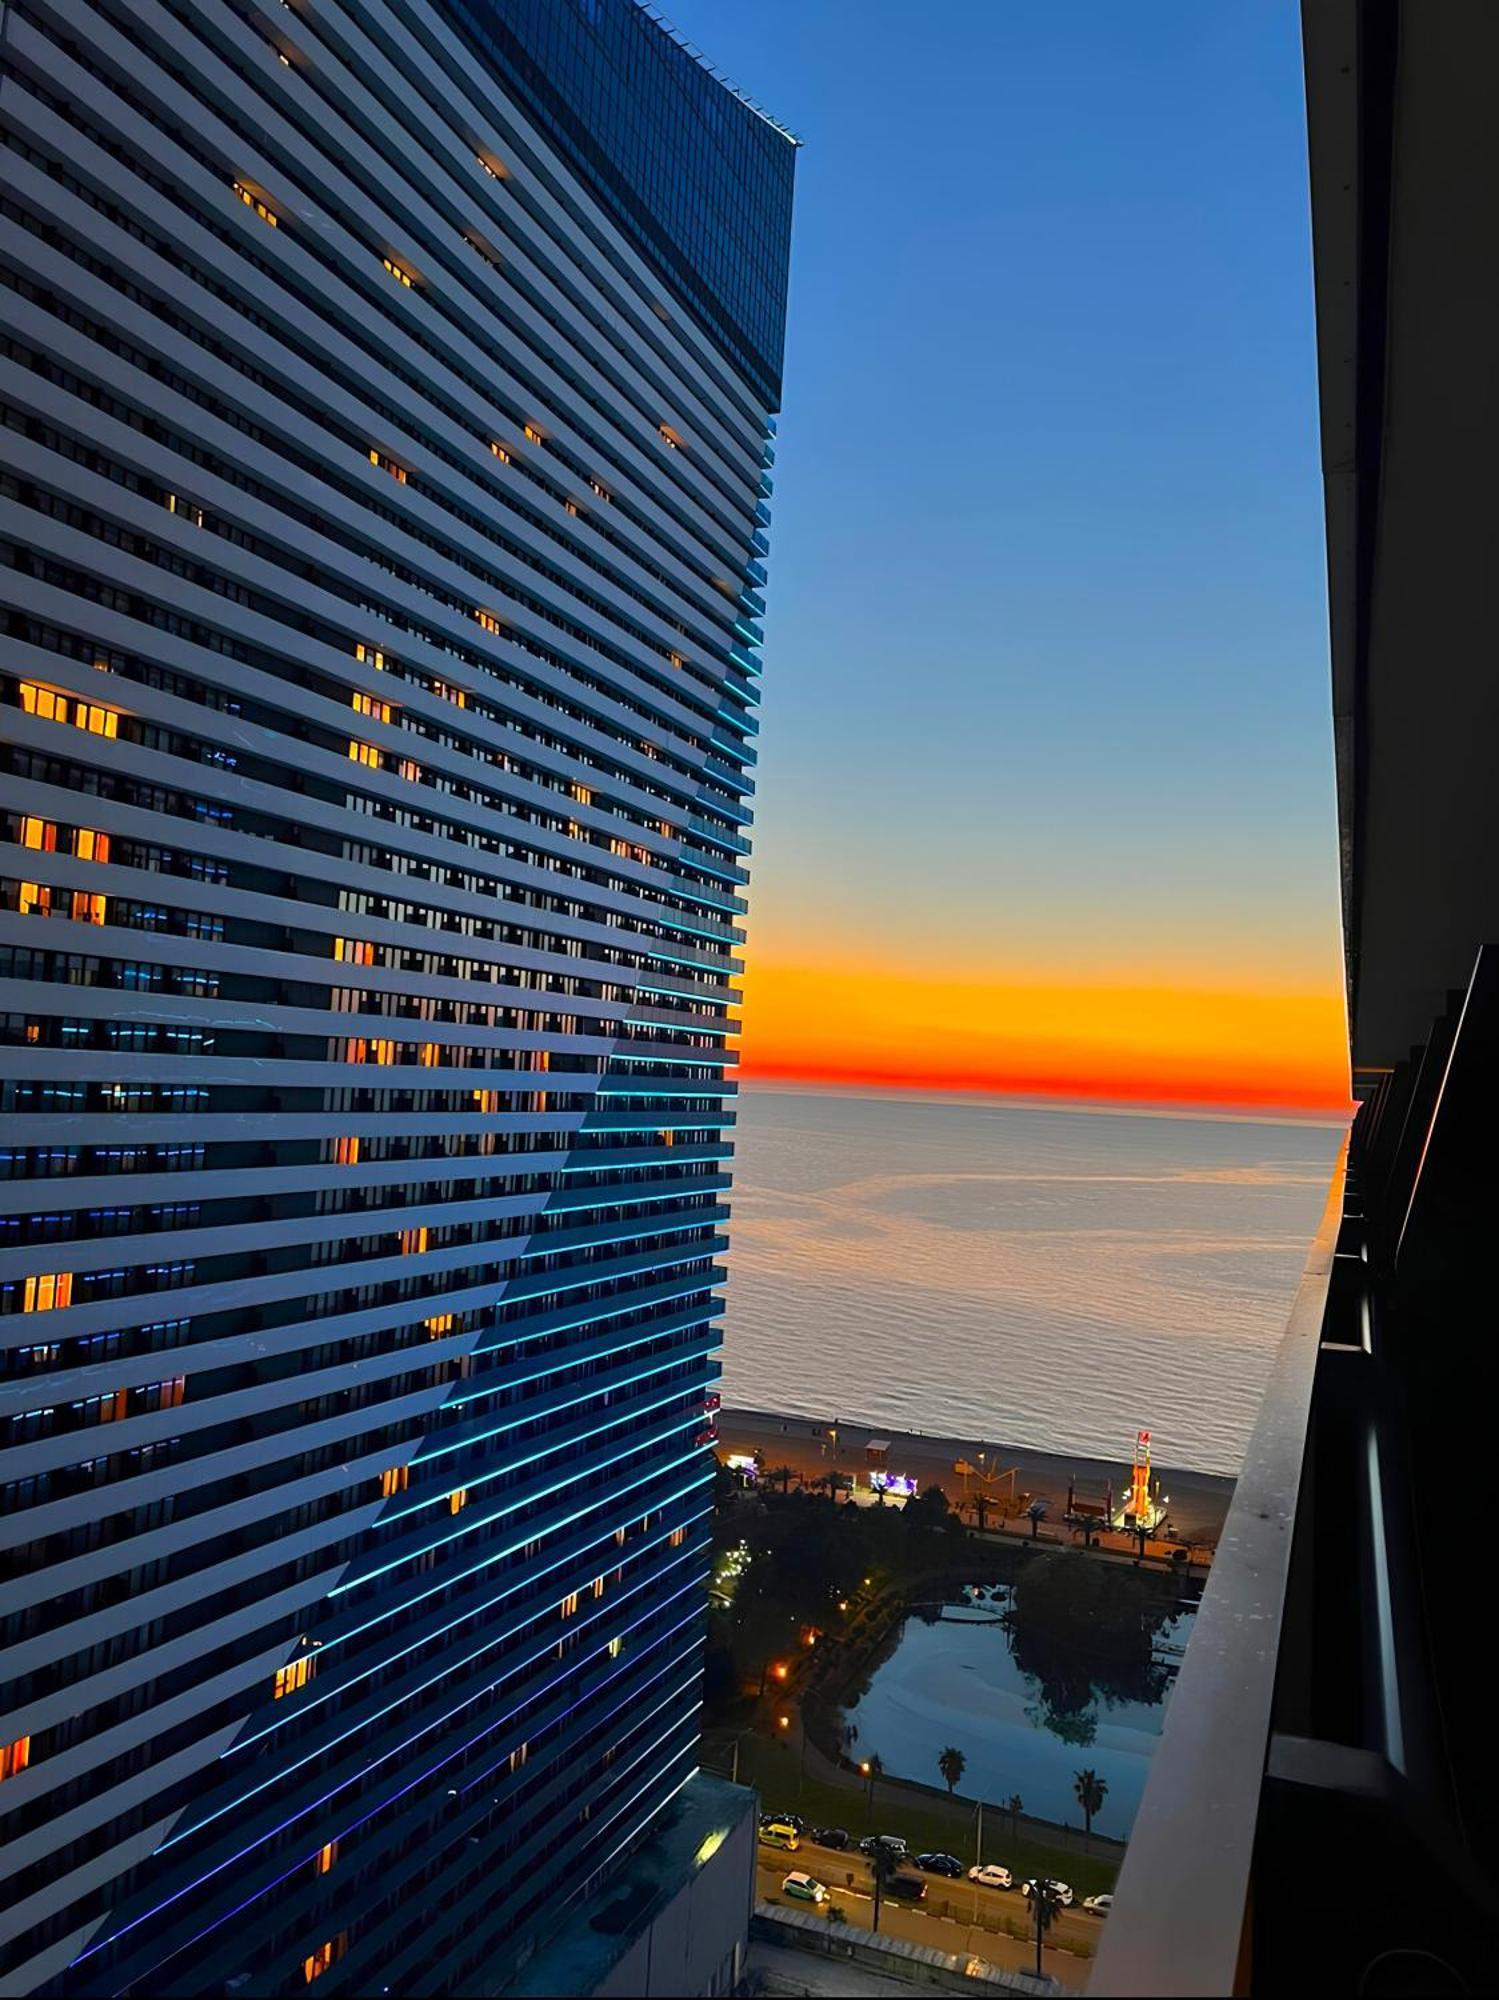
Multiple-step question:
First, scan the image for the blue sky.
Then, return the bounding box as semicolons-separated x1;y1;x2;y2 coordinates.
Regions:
668;0;1341;989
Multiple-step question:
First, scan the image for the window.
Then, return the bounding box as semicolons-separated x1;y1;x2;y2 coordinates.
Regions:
314;1841;340;1876
303;1936;346;1983
474;609;501;636
570;784;593;806
334;938;375;967
352;692;392;723
396;758;421;784
0;1736;30;1782
564;499;579;518
399;1227;429;1255
659;423;681;450
380;1465;408;1498
490;441;510;464
19;682;119;736
607;1636;623;1659
560;1592;579;1619
449;1488;467;1515
419;1043;440;1068
592;1575;605;1599
17;817;56;851
354;643;385;671
523;423;543;446
75;829;110;862
367;449;407;484
333;1137;360;1166
590;479;610;503
23;1273;72;1312
382;256;414;286
274;1652;317;1699
70;891;107;926
348;741;381;768
233;180;278;226
166;494;205;526
18;883;52;917
424;1313;454;1336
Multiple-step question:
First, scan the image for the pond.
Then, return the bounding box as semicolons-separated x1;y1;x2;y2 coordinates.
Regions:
842;1567;1197;1839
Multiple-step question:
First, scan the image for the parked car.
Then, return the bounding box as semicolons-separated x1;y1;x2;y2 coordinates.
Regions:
886;1874;927;1902
1082;1893;1113;1916
968;1863;1013;1890
758;1821;800;1851
916;1852;964;1878
858;1833;908;1858
810;1826;850;1851
1022;1877;1074;1907
781;1872;827;1905
767;1811;807;1834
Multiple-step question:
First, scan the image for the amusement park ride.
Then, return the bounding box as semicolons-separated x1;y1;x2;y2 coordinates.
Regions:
1115;1427;1168;1534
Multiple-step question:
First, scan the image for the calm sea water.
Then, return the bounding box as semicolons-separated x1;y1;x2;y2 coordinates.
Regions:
720;1087;1344;1477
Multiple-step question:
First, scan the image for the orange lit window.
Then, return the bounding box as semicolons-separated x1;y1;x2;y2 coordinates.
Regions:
23;1273;72;1313
560;1592;579;1619
607;1636;623;1659
163;1376;186;1407
382;256;413;286
590;479;610;503
18;882;52;917
614;1527;627;1547
474;609;501;636
570;784;592;806
367;448;407;484
419;1042;440;1068
74;829;110;862
274;1653;317;1700
303;1935;346;1983
70;891;107;925
523;423;543;446
355;643;385;671
477;154;502;179
399;1227;429;1255
473;1089;501;1113
508;1741;529;1773
592;1575;605;1599
233;180;278;226
564;499;578;518
98;1389;128;1423
396;758;421;784
433;681;467;709
380;1465;409;1498
166;494;206;525
352;692;392;723
348;740;381;768
20;683;119;736
334;938;376;967
346;1040;369;1066
0;1737;30;1783
333;1136;360;1166
658;423;680;449
669;1526;687;1548
449;1488;468;1516
424;1313;455;1337
490;441;510;464
669;652;685;671
17;817;56;851
370;1039;395;1065
314;1841;339;1876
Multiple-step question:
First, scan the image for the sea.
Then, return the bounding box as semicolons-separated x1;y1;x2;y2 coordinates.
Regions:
719;1086;1346;1479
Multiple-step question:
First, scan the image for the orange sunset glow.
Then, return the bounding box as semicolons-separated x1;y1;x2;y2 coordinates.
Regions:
733;960;1353;1116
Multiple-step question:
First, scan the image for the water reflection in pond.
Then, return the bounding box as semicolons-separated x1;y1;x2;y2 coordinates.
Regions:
843;1565;1197;1837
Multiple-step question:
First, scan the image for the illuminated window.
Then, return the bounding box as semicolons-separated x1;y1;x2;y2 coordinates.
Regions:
614;1526;627;1547
419;1042;440;1068
564;499;579;518
592;1575;605;1599
490;441;510;464
523;423;543;446
433;681;467;709
367;448;407;483
303;1935;346;1983
607;1636;623;1658
351;691;392;723
166;494;205;526
424;1313;455;1336
659;423;681;449
473;1089;501;1113
570;783;592;806
274;1653;317;1700
380;1465;409;1498
70;891;107;926
669;1526;687;1548
345;1039;369;1066
160;1376;186;1408
98;1389;128;1423
382;256;413;287
334;938;375;967
348;740;381;768
560;1592;579;1619
370;1039;395;1065
18;883;51;917
333;1136;360;1166
474;609;501;636
508;1741;529;1773
670;653;685;671
0;1737;30;1782
20;682;119;736
233;180;278;226
314;1841;339;1876
399;1227;429;1255
396;758;421;784
590;479;610;502
23;1273;72;1313
18;817;56;850
449;1488;468;1515
74;828;110;862
354;643;385;671
477;154;500;179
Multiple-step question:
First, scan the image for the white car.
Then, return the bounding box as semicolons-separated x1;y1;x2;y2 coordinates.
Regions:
782;1872;827;1905
967;1864;1013;1890
1022;1877;1074;1906
1083;1893;1113;1916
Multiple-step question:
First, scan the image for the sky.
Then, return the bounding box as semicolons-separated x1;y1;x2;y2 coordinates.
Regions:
669;0;1350;1114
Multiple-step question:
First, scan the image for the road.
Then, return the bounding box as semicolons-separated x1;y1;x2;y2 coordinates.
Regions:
721;1404;1233;1546
756;1850;1094;1991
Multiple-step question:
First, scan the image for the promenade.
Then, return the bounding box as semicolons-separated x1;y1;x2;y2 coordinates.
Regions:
718;1405;1234;1546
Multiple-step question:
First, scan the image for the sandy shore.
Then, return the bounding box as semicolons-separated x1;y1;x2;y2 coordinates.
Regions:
718;1404;1235;1544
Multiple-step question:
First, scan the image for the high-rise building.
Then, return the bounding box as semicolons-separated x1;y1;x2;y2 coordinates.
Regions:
0;1;794;1991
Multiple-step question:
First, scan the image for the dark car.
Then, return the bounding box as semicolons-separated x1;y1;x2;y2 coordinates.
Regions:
886;1874;927;1902
810;1826;850;1851
858;1833;908;1858
916;1851;964;1878
768;1812;807;1835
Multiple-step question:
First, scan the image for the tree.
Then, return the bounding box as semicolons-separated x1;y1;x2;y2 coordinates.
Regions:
1027;1878;1065;1977
1074;1767;1108;1837
937;1745;966;1796
869;1839;902;1934
862;1751;883;1825
1007;1793;1024;1833
974;1491;989;1533
767;1464;796;1496
1026;1497;1049;1540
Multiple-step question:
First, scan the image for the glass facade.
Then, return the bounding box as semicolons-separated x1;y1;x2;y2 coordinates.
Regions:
0;0;788;1991
433;0;798;407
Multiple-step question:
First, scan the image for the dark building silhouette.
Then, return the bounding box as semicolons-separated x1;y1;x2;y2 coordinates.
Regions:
0;0;793;1990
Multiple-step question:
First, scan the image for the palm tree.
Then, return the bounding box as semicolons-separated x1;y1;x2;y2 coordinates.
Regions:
1074;1767;1108;1837
869;1840;902;1934
1028;1878;1064;1977
1026;1497;1049;1539
937;1745;966;1796
767;1464;796;1496
1007;1793;1024;1834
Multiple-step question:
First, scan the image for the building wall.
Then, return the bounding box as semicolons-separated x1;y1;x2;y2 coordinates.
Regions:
0;0;788;1990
